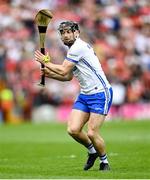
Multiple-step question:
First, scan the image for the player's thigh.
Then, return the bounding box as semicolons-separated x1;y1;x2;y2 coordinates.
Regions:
67;109;89;133
88;113;106;133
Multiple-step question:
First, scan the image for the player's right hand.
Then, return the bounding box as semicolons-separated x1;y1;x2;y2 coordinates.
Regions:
41;67;50;77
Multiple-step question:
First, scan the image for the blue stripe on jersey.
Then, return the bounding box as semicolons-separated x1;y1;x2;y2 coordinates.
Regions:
81;59;106;87
65;57;78;63
81;58;110;114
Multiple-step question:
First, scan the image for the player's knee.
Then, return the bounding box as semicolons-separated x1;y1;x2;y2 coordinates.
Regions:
87;130;96;140
67;126;80;136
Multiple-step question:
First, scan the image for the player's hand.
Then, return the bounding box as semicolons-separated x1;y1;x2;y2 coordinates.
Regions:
41;67;49;77
35;50;51;64
41;67;52;77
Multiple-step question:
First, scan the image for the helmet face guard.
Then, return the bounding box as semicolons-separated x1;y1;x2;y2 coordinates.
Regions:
58;21;80;34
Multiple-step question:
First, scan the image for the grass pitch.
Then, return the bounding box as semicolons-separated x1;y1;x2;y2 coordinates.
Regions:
0;120;150;179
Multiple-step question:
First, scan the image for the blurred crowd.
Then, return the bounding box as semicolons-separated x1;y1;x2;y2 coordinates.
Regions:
0;0;150;122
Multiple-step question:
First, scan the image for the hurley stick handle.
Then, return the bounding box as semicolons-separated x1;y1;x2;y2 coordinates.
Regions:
40;47;45;86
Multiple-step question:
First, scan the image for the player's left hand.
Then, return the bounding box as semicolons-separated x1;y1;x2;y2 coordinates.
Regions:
35;50;51;64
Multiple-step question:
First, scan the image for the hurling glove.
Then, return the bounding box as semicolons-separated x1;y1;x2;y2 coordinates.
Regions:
42;53;51;63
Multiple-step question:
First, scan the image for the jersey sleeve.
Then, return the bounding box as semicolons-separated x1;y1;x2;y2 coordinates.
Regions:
65;46;81;64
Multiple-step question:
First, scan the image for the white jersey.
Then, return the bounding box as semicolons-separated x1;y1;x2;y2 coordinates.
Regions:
66;38;111;95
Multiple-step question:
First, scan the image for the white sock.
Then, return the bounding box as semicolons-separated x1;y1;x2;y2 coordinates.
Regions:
87;143;97;154
100;154;109;164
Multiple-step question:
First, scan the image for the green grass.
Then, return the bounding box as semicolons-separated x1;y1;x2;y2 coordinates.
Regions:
0;120;150;179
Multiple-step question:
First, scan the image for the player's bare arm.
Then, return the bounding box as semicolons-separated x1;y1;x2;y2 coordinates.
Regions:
35;50;74;76
41;67;73;81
